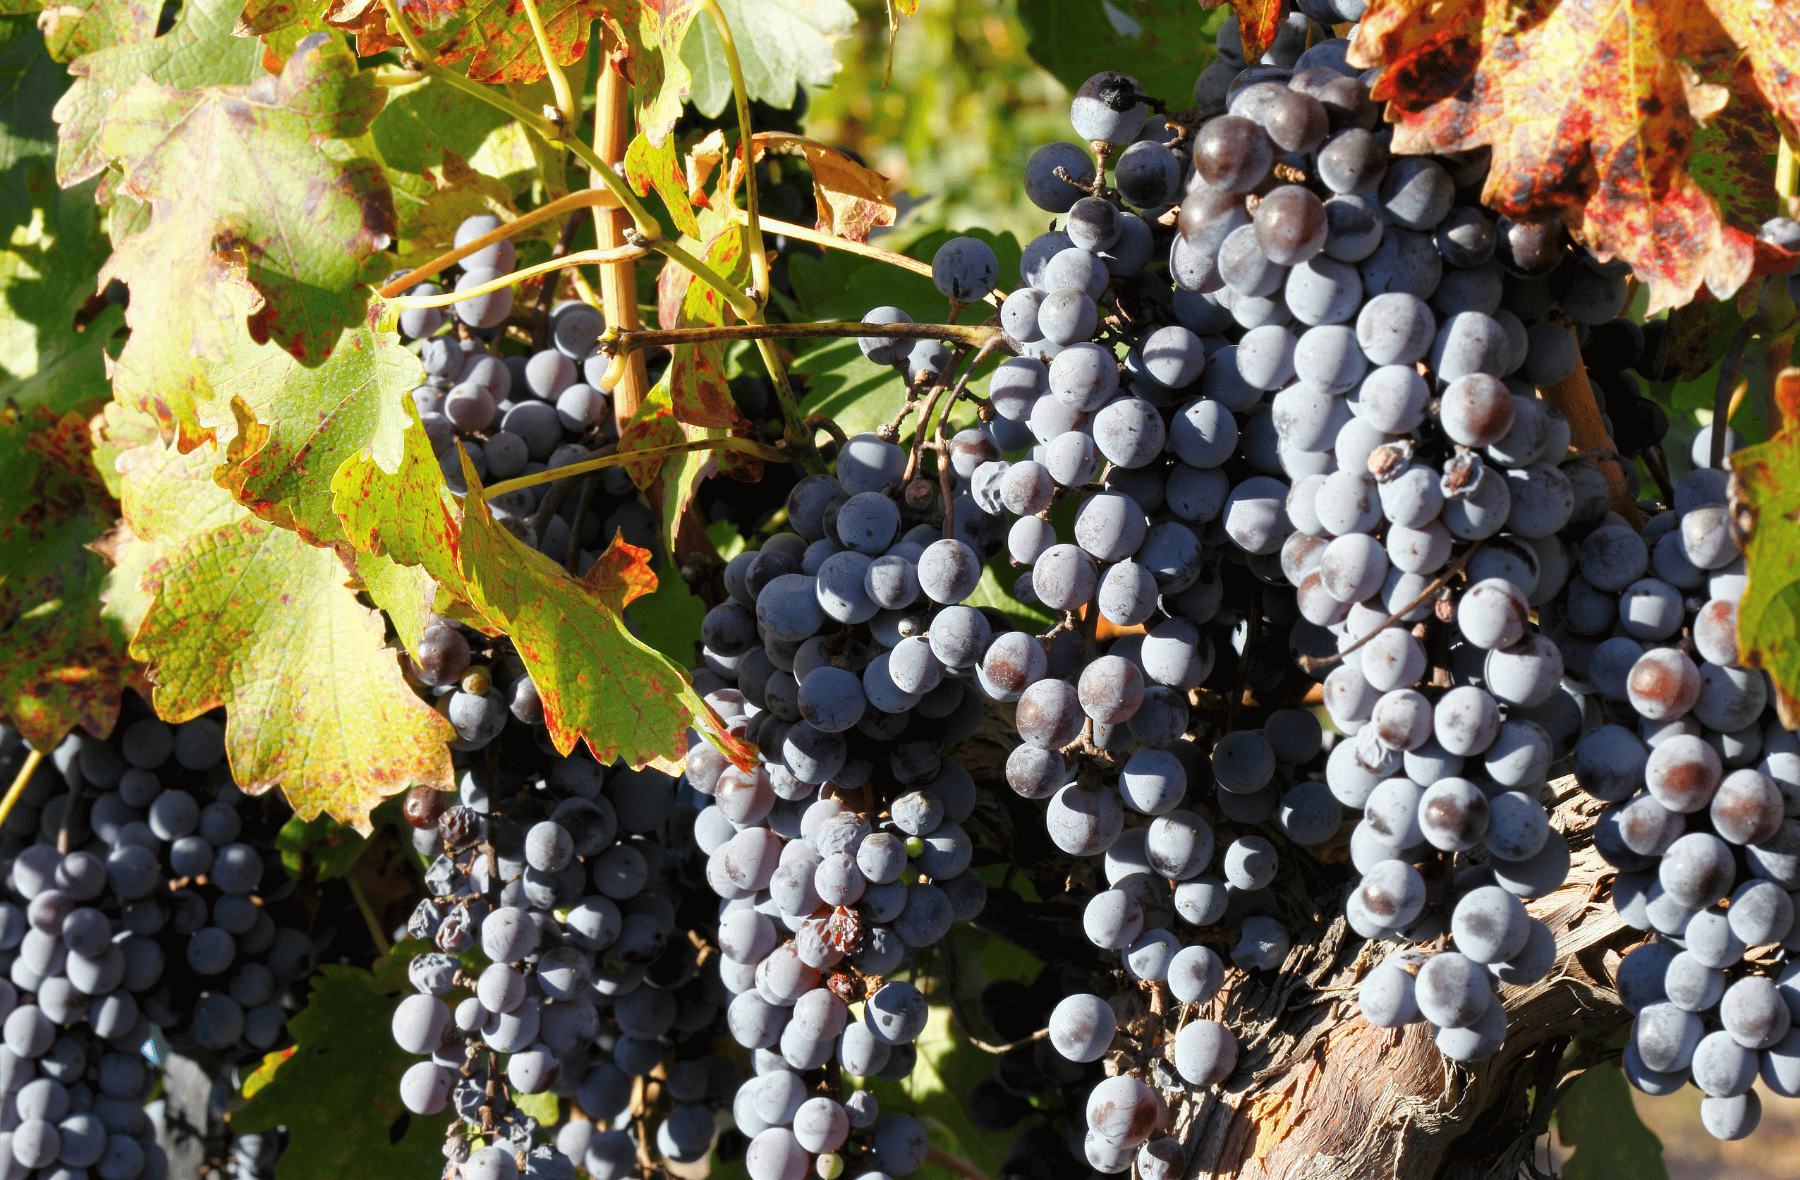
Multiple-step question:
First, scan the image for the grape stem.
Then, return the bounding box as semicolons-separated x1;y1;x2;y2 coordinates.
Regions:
963;1024;1051;1055
482;435;791;501
376;189;627;299
598;320;1005;356
347;873;392;957
0;748;42;834
1713;314;1764;470
517;0;576;128
925;1145;993;1180
724;210;1006;304
383;245;651;313
1297;540;1485;674
701;0;770;302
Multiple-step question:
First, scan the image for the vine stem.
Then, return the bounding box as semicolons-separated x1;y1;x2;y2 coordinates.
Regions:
518;0;576;127
598;319;1002;361
481;435;790;500
702;0;769;302
925;1145;993;1180
1298;540;1485;673
727;209;1003;301
0;749;42;833
1713;315;1763;470
591;30;650;428
385;246;650;313
377;189;624;299
347;874;392;957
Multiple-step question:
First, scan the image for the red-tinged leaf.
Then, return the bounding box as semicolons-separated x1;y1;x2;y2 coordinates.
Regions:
330;400;482;623
1687;57;1782;237
70;35;395;446
1735;367;1800;710
626;131;702;240
753;132;895;243
583;532;660;611
1700;0;1800;134
323;0;599;82
616;380;685;488
0;408;137;748
452;448;751;772
1355;0;1767;313
656;217;755;432
38;0;160;62
1197;0;1282;62
599;0;707;147
126;434;454;832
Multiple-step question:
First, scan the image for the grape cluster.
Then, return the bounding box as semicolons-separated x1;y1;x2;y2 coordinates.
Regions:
0;699;311;1180
391;213;660;571
690;458;1000;1180
1562;483;1799;1142
391;701;737;1179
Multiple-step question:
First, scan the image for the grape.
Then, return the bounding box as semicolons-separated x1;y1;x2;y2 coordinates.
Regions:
1285;255;1363;324
1049;342;1120;410
1414;952;1490;1028
1433;686;1499;756
1025;143;1096;211
1450;886;1529;963
1093;399;1167;468
1702;1092;1762;1141
1046;783;1124;856
1627;647;1701;721
1048;994;1116;1062
918;539;981;605
1317;128;1388;194
1360;229;1442;300
1254;185;1328;266
1192;115;1274;192
1358;957;1420;1027
1173;1020;1238;1086
931;237;999;302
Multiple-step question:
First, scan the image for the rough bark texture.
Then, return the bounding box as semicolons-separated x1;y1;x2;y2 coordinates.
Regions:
956;708;1638;1180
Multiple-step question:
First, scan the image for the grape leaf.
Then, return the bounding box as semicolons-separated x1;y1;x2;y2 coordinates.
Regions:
657;214;756;433
322;0;598;84
752;131;894;243
1557;1063;1668;1180
1200;0;1281;63
1685;57;1781;237
38;0;159;61
1699;0;1800;136
677;0;853;120
1349;0;1781;313
71;34;395;445
1733;366;1800;712
124;433;454;832
229;961;449;1180
626;129;701;239
1018;0;1224;109
52;0;265;187
204;324;420;548
602;0;708;147
0;407;136;748
617;371;689;489
454;448;750;771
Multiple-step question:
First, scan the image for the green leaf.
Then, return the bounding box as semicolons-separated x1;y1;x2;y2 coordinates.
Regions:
123;434;455;833
678;0;853;118
53;0;265;188
624;554;705;670
276;811;367;880
77;34;395;443
206;325;420;549
1734;371;1800;709
1557;1063;1668;1180
230;960;450;1180
862;932;1026;1180
1018;0;1226;109
0;407;135;748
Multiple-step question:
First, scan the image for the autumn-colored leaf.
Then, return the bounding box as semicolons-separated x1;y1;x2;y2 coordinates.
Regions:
584;531;661;611
53;0;265;188
64;33;395;446
1736;366;1800;711
615;377;686;488
600;0;707;147
453;449;752;771
1699;0;1800;136
202;324;419;548
123;433;453;832
1350;0;1775;312
37;0;158;64
0;407;137;748
654;211;756;434
626;129;701;239
1196;0;1281;63
324;0;599;83
752;131;894;243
